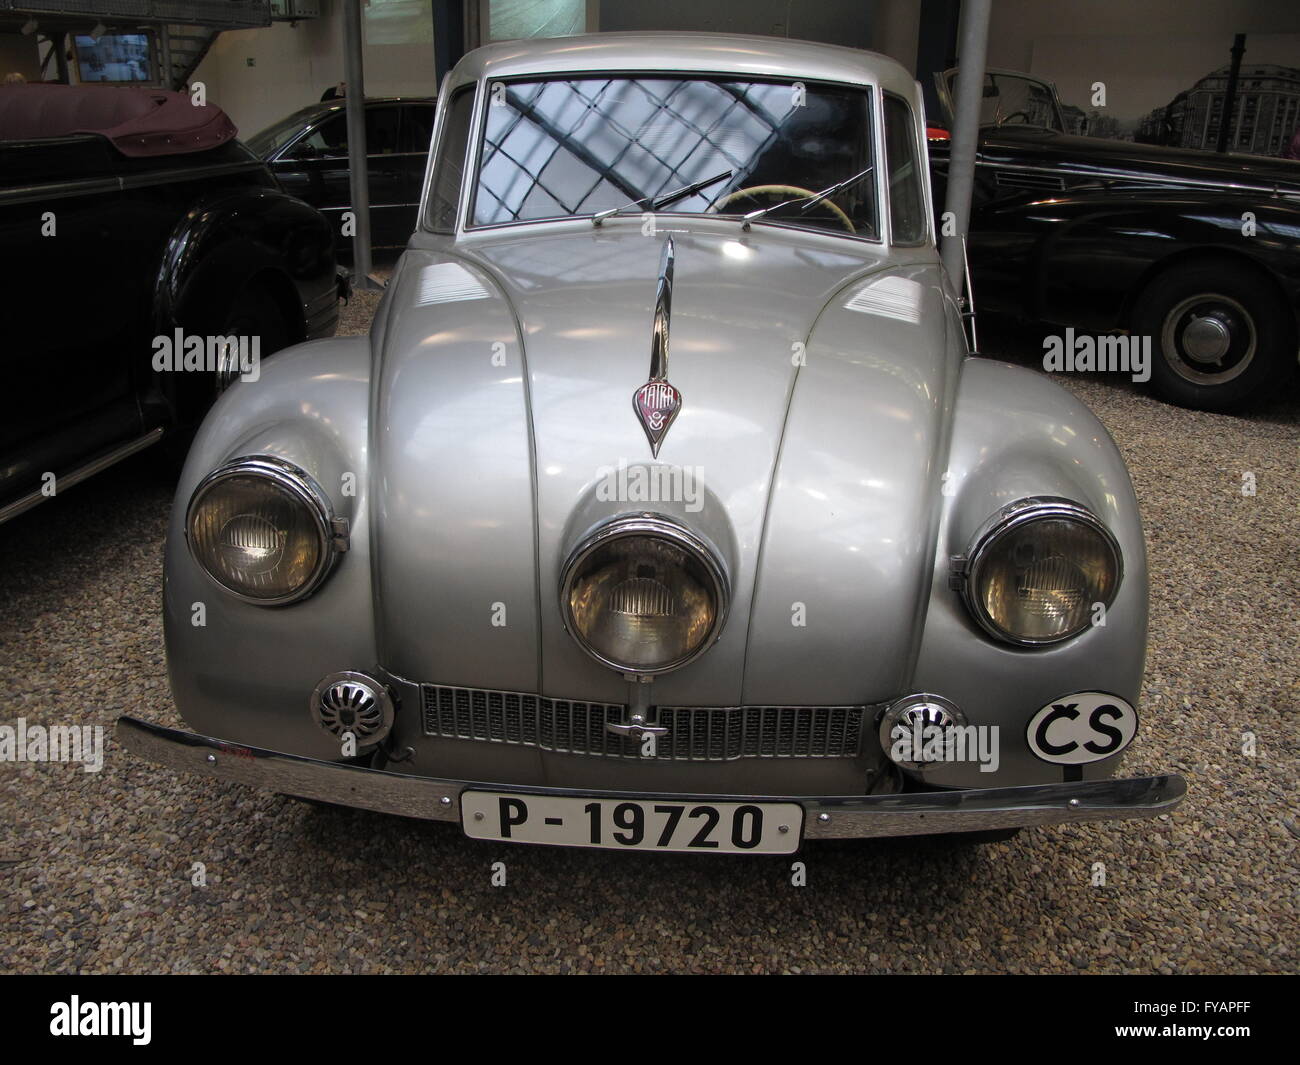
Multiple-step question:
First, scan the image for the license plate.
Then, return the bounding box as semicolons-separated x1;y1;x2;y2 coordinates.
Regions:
461;791;804;854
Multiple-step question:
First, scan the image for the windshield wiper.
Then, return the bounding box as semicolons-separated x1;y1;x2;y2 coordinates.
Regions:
591;170;733;226
739;166;874;230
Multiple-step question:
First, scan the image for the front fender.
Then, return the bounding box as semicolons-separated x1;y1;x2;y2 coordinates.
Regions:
163;336;375;760
910;357;1149;788
152;186;337;341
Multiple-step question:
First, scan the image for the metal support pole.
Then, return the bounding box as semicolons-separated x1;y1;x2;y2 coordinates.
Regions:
54;34;70;84
158;27;172;90
433;0;467;83
343;0;378;289
1215;33;1246;154
939;0;991;296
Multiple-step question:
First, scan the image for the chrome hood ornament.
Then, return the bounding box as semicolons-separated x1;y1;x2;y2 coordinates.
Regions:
633;237;682;457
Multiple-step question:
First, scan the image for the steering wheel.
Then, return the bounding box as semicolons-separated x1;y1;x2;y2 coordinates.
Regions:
995;109;1033;128
712;184;857;234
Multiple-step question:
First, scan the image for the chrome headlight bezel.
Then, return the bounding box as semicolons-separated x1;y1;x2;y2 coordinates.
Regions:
559;514;730;676
185;455;344;607
959;496;1123;647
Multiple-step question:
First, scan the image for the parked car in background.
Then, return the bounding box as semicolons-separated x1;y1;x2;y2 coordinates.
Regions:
0;85;341;525
248;97;436;252
120;35;1184;852
928;68;1300;411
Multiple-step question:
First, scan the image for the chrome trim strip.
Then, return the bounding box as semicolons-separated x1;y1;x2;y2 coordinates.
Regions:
184;455;345;607
0;176;121;206
649;236;673;382
116;716;1186;837
0;160;268;207
973;158;1300;201
0;427;164;526
631;237;683;456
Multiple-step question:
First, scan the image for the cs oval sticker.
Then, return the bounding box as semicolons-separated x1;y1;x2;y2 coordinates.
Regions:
1027;693;1137;765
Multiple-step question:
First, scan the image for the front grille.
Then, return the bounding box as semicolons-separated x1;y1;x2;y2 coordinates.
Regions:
420;684;865;762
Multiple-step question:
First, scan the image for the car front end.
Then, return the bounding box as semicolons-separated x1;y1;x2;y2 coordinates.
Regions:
119;34;1185;853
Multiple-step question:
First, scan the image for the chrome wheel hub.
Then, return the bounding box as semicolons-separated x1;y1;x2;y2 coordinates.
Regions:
1181;314;1232;364
1160;293;1255;385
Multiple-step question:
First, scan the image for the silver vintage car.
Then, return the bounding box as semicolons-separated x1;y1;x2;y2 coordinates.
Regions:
119;34;1185;853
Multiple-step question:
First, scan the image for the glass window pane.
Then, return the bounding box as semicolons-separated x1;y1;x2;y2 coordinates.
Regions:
302;113;348;157
366;107;400;155
472;76;877;239
429;88;476;232
401;104;436;154
884;94;925;244
487;0;586;41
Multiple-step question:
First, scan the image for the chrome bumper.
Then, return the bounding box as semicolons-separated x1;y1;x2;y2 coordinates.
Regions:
116;717;1186;839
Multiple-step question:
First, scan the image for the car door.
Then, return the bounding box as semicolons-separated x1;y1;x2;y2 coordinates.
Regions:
269;110;353;247
363;105;406;246
271;106;407;249
1;136;145;508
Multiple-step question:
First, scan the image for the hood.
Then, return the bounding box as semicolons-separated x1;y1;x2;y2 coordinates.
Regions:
370;222;959;707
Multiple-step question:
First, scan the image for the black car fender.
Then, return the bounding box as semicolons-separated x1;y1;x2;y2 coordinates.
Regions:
153;184;335;337
147;185;337;422
983;190;1300;334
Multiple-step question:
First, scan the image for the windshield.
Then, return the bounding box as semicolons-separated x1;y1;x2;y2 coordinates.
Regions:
471;76;878;238
948;71;1063;132
245;105;332;158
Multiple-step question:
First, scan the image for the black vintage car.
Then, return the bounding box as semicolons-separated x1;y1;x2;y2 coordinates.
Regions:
929;69;1300;411
246;97;436;252
0;84;341;524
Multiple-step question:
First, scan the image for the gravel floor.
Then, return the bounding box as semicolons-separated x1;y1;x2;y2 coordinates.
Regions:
1;293;1296;974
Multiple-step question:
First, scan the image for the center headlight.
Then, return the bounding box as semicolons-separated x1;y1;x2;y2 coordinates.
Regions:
962;497;1122;645
186;456;341;605
560;516;728;675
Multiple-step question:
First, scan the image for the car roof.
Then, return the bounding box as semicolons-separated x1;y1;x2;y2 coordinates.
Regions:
285;96;435;126
314;96;436;113
447;31;916;97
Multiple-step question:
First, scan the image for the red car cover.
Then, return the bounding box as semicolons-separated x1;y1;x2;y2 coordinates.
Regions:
0;83;236;157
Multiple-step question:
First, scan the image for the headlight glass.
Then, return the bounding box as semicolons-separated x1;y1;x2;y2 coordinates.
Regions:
967;501;1121;645
562;518;727;674
187;459;334;604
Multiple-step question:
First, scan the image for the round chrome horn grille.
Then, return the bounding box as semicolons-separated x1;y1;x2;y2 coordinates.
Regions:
878;694;967;772
309;671;394;748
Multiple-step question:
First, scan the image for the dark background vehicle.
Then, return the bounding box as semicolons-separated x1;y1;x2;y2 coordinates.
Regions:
247;97;436;253
929;69;1300;411
0;84;341;524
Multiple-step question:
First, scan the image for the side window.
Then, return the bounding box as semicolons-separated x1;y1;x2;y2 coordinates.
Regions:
365;107;400;155
428;88;475;233
300;113;348;157
883;94;926;244
401;104;436;155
